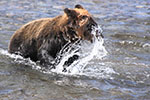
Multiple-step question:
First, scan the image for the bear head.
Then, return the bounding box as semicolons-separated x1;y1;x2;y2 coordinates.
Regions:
62;4;102;42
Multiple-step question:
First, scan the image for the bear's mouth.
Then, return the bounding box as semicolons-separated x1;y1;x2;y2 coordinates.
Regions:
88;23;104;38
87;23;93;33
85;23;104;43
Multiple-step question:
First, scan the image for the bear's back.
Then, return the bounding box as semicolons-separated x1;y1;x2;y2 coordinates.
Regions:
8;18;52;54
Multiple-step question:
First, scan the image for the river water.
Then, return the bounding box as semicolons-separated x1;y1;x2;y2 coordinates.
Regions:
0;0;150;100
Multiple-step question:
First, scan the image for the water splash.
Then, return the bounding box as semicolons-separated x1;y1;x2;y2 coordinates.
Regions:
50;25;113;77
0;48;42;71
0;25;115;79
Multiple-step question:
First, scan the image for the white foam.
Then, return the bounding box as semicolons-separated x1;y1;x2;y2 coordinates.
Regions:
0;48;42;71
143;43;150;47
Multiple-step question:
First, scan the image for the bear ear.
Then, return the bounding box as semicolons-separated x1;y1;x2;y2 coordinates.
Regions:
64;8;78;18
75;4;84;9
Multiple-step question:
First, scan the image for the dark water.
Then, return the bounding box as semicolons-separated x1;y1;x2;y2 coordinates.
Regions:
0;0;150;100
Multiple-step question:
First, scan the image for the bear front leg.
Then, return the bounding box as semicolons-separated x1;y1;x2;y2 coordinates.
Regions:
37;48;56;70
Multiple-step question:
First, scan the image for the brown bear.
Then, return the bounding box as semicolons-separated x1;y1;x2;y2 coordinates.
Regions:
8;4;101;69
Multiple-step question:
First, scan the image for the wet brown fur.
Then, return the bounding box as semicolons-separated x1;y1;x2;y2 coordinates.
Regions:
8;4;97;66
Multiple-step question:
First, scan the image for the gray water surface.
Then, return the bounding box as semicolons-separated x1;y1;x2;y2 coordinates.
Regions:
0;0;150;100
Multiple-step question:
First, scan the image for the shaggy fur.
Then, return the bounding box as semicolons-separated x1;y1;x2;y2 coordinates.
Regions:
8;4;98;67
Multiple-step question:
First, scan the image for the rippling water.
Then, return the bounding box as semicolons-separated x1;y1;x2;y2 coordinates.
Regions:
0;0;150;100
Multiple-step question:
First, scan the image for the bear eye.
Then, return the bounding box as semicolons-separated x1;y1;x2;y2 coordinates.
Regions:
81;15;88;19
